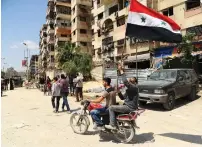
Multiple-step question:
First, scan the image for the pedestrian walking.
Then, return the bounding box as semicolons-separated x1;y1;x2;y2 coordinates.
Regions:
59;74;71;113
69;74;74;96
10;78;14;90
44;76;51;95
75;73;83;102
51;77;61;113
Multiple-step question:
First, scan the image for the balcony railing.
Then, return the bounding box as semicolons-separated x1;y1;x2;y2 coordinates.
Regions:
55;0;71;3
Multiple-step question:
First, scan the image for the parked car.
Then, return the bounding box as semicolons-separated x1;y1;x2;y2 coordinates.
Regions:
138;69;199;110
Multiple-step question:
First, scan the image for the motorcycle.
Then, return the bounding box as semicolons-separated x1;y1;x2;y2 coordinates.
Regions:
70;100;145;143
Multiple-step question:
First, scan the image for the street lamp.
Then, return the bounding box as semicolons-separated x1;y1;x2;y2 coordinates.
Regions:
23;43;29;81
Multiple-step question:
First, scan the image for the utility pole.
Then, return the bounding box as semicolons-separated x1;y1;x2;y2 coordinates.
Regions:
23;43;29;81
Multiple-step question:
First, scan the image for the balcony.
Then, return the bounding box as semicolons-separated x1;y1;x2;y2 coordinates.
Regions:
47;34;55;44
102;19;114;35
55;27;71;36
185;6;202;18
47;24;55;34
55;0;71;7
55;5;71;20
55;41;66;47
54;20;71;28
46;19;54;25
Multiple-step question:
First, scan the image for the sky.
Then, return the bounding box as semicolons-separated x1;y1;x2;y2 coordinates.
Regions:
2;0;47;71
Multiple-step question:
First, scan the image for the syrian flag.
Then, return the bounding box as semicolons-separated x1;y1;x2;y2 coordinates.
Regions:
126;0;182;43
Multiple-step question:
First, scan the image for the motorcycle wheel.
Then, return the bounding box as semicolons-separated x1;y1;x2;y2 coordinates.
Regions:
114;121;135;143
70;113;89;134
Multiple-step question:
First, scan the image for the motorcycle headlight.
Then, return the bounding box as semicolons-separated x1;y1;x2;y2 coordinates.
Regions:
154;89;165;94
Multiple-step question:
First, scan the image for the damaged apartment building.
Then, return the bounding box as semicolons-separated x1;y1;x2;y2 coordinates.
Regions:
38;0;92;79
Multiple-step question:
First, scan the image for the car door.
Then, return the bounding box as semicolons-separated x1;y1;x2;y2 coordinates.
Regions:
175;70;187;98
183;70;192;96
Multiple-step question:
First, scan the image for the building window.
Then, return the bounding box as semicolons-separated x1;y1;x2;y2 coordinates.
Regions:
116;16;125;27
92;49;95;56
97;29;101;37
91;29;94;35
186;0;201;10
61;23;68;27
97;0;100;5
73;31;76;35
80;42;87;46
109;4;118;16
80;16;86;22
80;29;87;34
50;56;55;63
73;18;75;23
91;0;94;9
98;12;103;20
162;7;173;16
61;34;68;37
50;45;54;51
117;39;125;45
72;7;75;14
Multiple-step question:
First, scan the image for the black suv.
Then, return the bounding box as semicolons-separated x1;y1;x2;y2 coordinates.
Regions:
138;69;199;110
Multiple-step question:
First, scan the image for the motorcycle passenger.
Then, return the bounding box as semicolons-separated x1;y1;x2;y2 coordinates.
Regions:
106;63;139;130
89;78;116;130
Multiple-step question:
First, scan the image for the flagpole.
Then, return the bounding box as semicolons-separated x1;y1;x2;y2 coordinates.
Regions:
135;41;138;80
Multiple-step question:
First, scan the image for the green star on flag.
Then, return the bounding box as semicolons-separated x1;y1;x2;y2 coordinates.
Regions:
141;16;146;23
161;21;166;26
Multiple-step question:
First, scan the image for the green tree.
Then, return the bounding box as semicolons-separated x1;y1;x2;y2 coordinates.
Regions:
177;33;198;66
56;42;93;76
1;71;5;78
62;61;78;75
56;42;80;68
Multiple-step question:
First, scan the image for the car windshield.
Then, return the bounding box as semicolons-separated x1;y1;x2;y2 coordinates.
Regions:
149;70;177;80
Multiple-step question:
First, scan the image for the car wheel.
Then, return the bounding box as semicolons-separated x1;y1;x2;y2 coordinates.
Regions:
139;101;147;106
163;93;175;110
187;87;196;101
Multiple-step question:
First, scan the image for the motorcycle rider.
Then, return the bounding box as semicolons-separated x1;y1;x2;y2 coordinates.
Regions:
88;77;116;130
106;63;139;130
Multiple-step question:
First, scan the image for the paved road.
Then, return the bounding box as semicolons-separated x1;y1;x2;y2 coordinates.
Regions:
2;88;202;147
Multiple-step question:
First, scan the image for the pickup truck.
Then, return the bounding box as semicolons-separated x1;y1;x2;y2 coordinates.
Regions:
138;69;199;110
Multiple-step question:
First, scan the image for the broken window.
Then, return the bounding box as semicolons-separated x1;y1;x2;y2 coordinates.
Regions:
73;31;76;35
61;34;68;37
56;6;71;15
80;42;87;46
116;16;125;27
109;4;118;16
50;56;55;63
50;45;54;51
98;13;103;20
80;16;86;22
97;29;101;37
80;29;87;34
117;39;125;45
97;0;100;5
186;0;201;10
162;7;173;16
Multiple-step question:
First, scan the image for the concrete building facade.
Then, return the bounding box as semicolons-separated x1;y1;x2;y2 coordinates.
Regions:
71;0;92;54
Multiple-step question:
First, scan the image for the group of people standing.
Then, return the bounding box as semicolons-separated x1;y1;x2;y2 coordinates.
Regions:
46;73;84;113
51;74;70;113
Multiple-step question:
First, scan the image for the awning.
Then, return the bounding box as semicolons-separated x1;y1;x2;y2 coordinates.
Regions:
125;53;150;63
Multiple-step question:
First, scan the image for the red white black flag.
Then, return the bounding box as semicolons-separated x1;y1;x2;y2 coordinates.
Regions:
126;0;182;43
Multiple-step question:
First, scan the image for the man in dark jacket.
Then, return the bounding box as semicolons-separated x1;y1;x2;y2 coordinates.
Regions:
59;74;71;113
106;63;139;130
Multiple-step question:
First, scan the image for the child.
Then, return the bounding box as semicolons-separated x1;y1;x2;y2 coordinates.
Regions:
51;77;61;113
